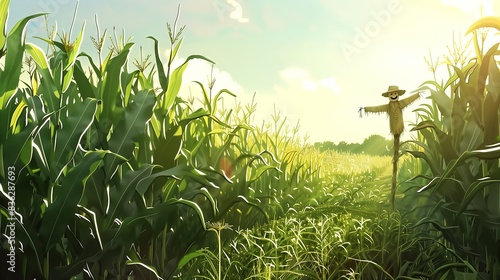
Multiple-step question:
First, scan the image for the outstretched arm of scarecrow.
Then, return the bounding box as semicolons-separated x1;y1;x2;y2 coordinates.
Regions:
398;92;420;108
359;104;388;117
363;104;388;114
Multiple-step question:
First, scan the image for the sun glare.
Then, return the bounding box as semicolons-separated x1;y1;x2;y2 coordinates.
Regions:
441;0;495;17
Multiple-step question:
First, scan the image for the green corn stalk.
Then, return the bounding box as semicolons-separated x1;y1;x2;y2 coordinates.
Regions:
0;3;226;278
406;16;500;279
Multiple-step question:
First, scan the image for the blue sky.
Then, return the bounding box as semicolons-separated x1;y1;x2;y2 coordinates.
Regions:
7;0;500;143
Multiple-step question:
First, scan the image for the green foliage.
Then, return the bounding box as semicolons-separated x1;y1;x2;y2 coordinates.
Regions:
180;206;457;279
0;4;336;279
314;134;392;156
404;16;500;279
0;5;245;279
0;0;9;58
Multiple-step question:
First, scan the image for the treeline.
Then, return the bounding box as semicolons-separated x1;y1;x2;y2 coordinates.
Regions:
314;134;392;156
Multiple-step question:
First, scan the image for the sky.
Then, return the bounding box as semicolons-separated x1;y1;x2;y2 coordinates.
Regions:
7;0;500;144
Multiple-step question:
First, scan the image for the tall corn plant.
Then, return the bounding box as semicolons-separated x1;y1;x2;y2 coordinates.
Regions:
0;3;229;279
406;16;500;278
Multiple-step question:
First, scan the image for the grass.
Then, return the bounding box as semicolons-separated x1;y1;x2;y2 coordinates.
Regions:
176;150;453;279
179;204;451;279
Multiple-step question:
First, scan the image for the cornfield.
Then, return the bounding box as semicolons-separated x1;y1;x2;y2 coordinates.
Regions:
0;1;499;279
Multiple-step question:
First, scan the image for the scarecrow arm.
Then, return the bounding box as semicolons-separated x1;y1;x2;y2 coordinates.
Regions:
399;93;420;108
364;104;388;114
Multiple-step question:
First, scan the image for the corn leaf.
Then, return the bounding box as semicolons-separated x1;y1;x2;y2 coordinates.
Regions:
162;55;215;112
419;85;452;117
9;95;27;132
170;37;183;65
105;164;155;228
125;260;163;280
137;164;218;195
477;43;500;96
177;250;206;270
79;52;101;78
25;43;61;113
457;178;500;216
147;36;167;92
65;22;86;70
432;143;500;190
0;13;45;109
104;89;155;179
112;197;207;252
62;65;74;92
73;60;95;99
413;120;458;161
466;16;500;34
0;0;9;56
99;42;134;132
7;208;44;276
406;150;441;176
40;150;108;252
51;98;99;181
153;108;210;169
3;121;34;169
482;54;500;145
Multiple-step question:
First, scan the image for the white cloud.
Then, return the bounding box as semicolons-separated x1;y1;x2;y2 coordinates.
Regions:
260;67;347;142
159;50;244;109
280;67;309;81
302;79;318;92
319;77;341;94
182;62;243;102
227;0;249;23
278;67;341;95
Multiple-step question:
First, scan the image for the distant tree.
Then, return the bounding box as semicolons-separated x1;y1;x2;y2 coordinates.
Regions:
314;134;391;156
323;141;335;151
314;141;333;152
356;134;391;156
336;141;349;153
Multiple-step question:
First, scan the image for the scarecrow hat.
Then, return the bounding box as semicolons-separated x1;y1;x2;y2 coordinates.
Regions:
382;85;406;97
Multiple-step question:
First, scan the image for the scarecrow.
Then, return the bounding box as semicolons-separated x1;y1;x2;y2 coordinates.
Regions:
359;85;420;210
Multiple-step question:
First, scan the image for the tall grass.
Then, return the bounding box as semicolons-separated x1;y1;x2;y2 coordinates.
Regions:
179;189;457;279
